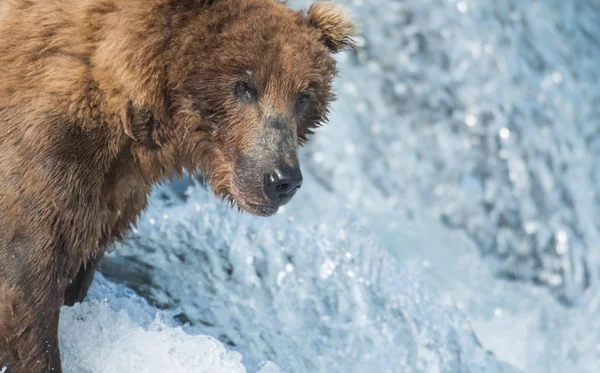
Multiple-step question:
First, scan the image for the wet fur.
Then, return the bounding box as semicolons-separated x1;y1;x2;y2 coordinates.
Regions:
0;0;354;371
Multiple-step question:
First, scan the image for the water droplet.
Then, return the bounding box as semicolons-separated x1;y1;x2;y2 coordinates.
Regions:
552;71;563;84
525;222;537;234
277;271;286;286
465;114;478;127
499;127;511;139
548;274;563;286
556;230;569;255
556;230;568;244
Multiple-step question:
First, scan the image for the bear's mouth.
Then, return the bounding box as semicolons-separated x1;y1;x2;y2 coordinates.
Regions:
245;203;279;217
228;184;278;216
234;199;279;217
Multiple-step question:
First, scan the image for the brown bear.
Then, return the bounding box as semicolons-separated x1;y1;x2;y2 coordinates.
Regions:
0;0;355;371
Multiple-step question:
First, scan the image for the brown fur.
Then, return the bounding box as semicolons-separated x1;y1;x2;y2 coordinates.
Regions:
0;0;354;371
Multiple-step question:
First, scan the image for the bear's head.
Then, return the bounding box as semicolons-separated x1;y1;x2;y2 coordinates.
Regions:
120;0;355;216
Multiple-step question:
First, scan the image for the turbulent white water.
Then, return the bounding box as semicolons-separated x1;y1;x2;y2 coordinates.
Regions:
59;274;281;373
98;186;522;373
292;0;600;303
54;0;600;372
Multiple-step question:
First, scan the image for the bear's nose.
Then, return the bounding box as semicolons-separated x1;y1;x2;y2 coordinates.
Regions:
264;166;303;204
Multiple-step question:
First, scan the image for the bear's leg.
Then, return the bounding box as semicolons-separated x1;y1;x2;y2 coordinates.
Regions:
0;240;67;373
0;287;63;373
63;254;103;306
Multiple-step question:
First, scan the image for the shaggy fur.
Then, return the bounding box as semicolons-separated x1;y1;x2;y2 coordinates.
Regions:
0;0;354;371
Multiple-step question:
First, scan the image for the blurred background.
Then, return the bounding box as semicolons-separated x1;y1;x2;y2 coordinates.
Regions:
61;0;600;372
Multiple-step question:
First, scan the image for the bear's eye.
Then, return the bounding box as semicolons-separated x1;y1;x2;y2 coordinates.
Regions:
234;81;256;101
296;92;311;108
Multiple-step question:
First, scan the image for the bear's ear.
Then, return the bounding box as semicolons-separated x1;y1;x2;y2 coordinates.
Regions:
305;2;357;53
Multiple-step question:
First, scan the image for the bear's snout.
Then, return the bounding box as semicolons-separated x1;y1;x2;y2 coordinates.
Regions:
263;166;303;205
228;114;304;216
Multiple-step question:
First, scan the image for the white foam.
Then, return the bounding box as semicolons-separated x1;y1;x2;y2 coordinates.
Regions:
59;276;279;373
